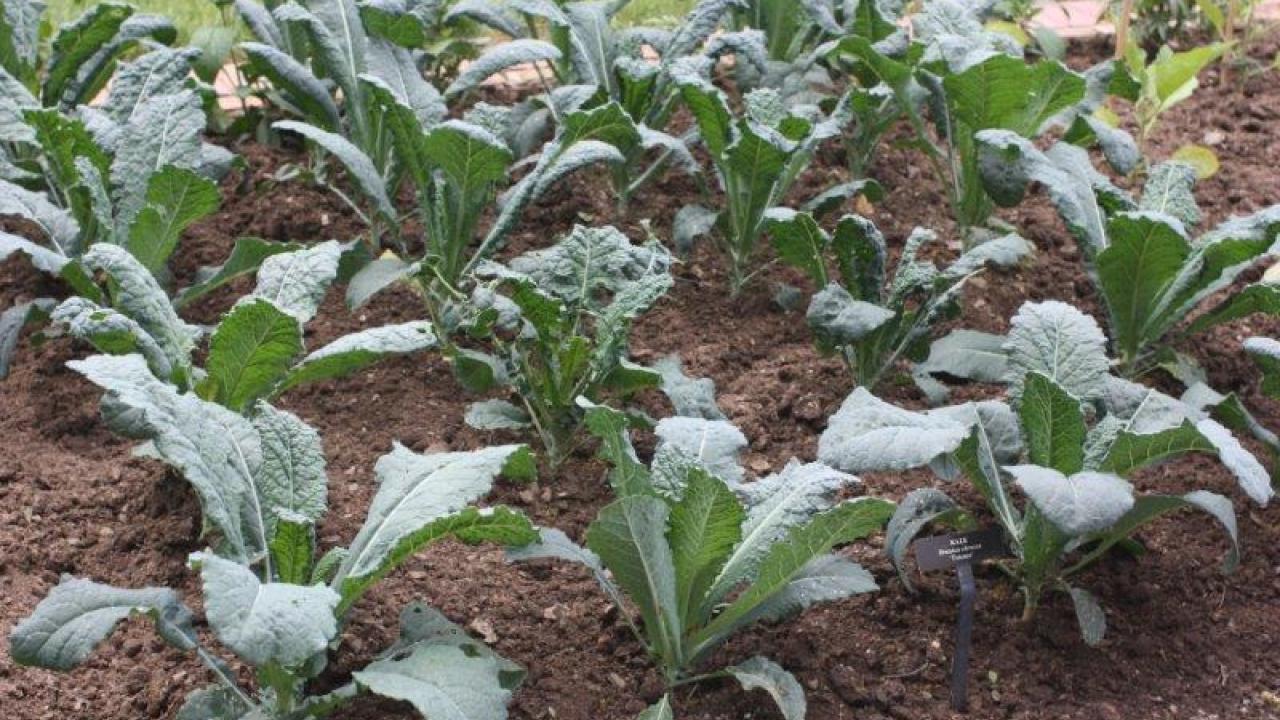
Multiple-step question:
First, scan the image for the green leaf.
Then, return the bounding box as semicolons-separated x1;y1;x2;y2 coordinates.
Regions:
70;354;268;564
944;54;1086;135
176;237;302;308
270;510;316;585
831;214;886;301
1096;213;1192;361
1098;419;1215;475
727;656;806;720
1067;586;1106;646
333;443;536;612
126;166;220;275
273;121;395;222
10;576;193;670
202;299;303;411
242;42;340;131
586;495;682;663
1005;300;1109;401
1185;283;1280;336
1020;372;1086;474
1005;465;1134;536
765;208;828;286
1149;43;1225;110
691;498;893;658
1169;144;1219;180
278;321;437;393
253;403;328;532
43;2;134;106
669;468;744;624
193;551;339;668
251;240;343;324
818;388;969;472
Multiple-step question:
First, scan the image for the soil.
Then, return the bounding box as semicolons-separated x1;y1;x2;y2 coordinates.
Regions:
3;33;1280;720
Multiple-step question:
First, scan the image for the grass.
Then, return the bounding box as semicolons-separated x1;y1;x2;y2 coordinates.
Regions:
47;0;230;42
45;0;697;41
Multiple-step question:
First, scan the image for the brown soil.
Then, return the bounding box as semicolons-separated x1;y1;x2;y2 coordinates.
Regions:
3;34;1280;720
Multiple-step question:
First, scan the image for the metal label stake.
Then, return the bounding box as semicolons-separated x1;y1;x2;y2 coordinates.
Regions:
915;527;1008;713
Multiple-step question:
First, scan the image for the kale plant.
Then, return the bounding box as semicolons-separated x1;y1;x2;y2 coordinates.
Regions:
10;352;537;719
1110;39;1227;170
828;0;1132;242
912;300;1275;506
974;131;1280;378
47;240;438;411
765;208;1030;390
461;224;673;465
0;73;238;376
510;402;894;718
818;302;1245;644
673;57;882;294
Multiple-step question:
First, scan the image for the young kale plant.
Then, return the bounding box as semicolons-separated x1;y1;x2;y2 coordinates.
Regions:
10;352;537;719
818;302;1244;643
460;225;673;466
673;57;882;294
48;240;439;410
829;0;1132;243
974;131;1280;378
1110;39;1227;171
510;402;894;718
764;208;1030;391
461;0;765;211
0;75;239;376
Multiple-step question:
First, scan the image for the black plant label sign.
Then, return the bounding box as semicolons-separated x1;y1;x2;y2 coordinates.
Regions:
914;527;1009;713
915;527;1008;572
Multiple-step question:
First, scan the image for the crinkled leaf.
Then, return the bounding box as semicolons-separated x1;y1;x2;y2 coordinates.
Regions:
653;354;724;420
9;576;193;670
1005;465;1134;536
193;551;339;668
727;656;806;720
69;354;268;563
273;121;395;221
202;299;303;411
278;321;438;393
818;388;969;472
251;240;342;324
1004;300;1108;401
333;443;536;610
445;39;561;99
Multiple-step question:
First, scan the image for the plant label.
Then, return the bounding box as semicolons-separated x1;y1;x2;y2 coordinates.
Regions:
914;527;1008;572
915;528;1009;713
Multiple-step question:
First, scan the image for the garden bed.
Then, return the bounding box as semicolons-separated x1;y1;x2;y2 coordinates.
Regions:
2;33;1279;720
